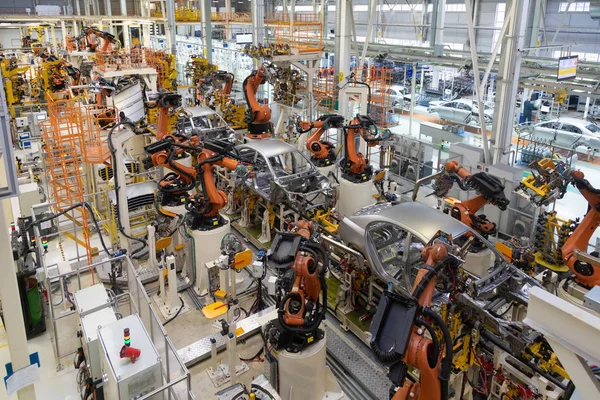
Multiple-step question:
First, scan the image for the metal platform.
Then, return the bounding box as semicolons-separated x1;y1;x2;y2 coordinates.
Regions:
177;306;276;367
323;321;391;400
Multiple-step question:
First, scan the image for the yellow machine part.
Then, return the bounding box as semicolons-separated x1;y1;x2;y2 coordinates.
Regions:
495;242;513;262
533;252;569;273
233;249;253;270
202;302;228;319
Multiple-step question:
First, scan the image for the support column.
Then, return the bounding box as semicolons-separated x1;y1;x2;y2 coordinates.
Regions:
75;0;81;16
84;0;90;15
201;0;212;63
225;0;231;40
165;0;177;57
430;0;445;89
50;26;58;55
335;0;352;117
104;0;113;34
491;0;530;164
121;0;131;48
60;20;67;50
431;0;445;56
528;0;545;55
0;202;36;400
251;0;265;47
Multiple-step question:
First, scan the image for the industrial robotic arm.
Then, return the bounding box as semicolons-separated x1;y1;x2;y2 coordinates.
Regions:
265;221;328;353
370;233;459;400
243;63;275;139
80;27;120;52
434;160;509;236
562;170;600;287
144;138;246;229
296;114;345;167
341;114;387;182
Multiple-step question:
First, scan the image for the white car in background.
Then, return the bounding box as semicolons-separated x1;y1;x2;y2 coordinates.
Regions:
428;99;494;126
374;85;412;108
520;117;600;150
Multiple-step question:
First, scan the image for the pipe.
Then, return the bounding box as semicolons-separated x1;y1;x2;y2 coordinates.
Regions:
321;235;365;268
411;170;444;201
464;0;491;164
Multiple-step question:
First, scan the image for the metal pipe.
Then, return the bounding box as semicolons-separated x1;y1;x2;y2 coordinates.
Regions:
321;235;365;268
464;0;491;164
411;170;444;201
359;0;377;70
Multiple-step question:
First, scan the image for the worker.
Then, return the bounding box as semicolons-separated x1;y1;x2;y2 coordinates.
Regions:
523;96;534;123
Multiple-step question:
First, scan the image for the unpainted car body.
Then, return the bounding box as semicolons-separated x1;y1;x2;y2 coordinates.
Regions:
182;106;237;142
235;140;333;212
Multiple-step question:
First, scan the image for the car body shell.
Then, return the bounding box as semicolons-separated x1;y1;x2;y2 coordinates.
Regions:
182;106;237;141
235;140;333;211
520;117;600;150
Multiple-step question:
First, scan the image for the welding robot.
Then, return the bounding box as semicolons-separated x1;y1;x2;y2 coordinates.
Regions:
433;160;510;237
337;115;391;215
263;221;344;400
370;232;460;400
144;136;252;296
295;114;345;176
243;62;276;140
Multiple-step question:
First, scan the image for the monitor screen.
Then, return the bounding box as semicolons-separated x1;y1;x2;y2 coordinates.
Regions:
557;55;578;81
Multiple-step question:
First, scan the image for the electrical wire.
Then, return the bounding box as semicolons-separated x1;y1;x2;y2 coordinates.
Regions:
163;296;185;326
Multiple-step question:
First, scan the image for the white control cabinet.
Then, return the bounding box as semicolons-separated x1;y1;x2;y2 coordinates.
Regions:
98;314;163;400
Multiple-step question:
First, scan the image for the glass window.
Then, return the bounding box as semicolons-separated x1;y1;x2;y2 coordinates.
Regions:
457;103;472;111
561;124;582;134
587;124;600;134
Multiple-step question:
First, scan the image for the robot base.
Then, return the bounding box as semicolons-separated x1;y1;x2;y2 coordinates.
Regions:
207;361;249;388
191;216;231;296
337;178;375;216
274;334;345;400
152;293;190;320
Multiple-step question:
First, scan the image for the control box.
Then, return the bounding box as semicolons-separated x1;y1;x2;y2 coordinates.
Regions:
98;314;163;400
74;284;111;317
80;307;117;383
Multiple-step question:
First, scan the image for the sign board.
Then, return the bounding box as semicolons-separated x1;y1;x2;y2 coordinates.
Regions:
557;55;578;81
236;33;253;44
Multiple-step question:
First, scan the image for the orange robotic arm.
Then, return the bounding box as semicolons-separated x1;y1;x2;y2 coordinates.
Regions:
297;114;344;167
371;240;457;400
439;160;509;236
195;149;238;218
341;115;381;182
562;170;600;287
213;71;234;96
243;64;273;139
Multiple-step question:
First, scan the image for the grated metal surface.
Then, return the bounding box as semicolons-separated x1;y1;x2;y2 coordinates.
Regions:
96;259;160;285
324;322;391;400
177;306;276;367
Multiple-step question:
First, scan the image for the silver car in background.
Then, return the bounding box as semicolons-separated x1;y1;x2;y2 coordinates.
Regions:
429;98;494;126
520;117;600;150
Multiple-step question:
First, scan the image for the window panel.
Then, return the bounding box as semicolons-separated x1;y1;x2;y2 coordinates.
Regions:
559;2;590;12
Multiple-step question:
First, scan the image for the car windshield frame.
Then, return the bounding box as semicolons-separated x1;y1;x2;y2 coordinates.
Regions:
363;217;511;297
587;124;600;134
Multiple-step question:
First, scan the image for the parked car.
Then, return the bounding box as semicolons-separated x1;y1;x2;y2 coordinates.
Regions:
373;85;412;108
428;99;494;125
235;140;333;212
520;117;600;150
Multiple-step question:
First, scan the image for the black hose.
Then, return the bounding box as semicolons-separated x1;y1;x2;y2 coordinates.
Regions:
415;317;440;369
412;256;460;301
422;307;453;400
163;296;184;326
25;201;112;258
239;346;264;362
